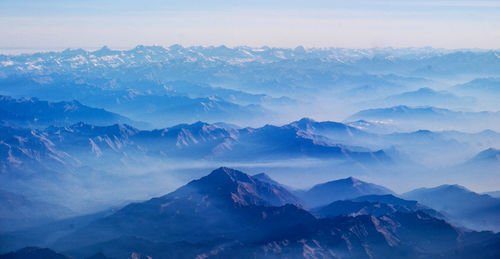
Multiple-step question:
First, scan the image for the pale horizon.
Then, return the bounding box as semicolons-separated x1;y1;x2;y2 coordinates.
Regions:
1;0;499;50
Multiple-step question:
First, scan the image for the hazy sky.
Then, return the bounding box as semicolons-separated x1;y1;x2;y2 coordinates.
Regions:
1;0;499;50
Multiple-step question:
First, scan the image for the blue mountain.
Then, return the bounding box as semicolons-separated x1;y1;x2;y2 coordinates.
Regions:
1;167;499;259
0;189;74;232
403;184;500;231
0;95;140;128
298;177;394;208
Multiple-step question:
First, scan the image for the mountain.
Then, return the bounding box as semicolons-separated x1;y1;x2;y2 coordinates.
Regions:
485;191;500;198
0;77;268;128
0;95;140;128
0;120;392;213
298;177;394;208
163;80;295;106
167;167;301;207
450;77;500;110
346;105;500;132
347;105;456;121
0;120;391;175
453;77;500;95
52;167;310;250
2;167;500;258
352;194;443;217
353;50;500;78
59;210;464;258
381;87;475;108
467;148;500;164
0;208;119;253
0;247;69;259
252;172;289;189
233;123;390;162
448;233;500;259
403;184;500;231
0;45;470;126
85;93;267;128
0;189;74;232
287;117;378;147
314;200;397;218
314;194;442;219
381;130;474;166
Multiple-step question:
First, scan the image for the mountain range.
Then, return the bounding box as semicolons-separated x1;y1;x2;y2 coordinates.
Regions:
403;184;500;231
346;105;500;132
0;95;140;128
0;117;393;179
313;194;442;219
1;167;499;259
2;112;500;214
4;46;499;129
376;87;476;108
0;189;74;232
1;45;500;258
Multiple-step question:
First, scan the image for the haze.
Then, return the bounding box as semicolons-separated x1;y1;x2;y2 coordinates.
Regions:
1;0;500;51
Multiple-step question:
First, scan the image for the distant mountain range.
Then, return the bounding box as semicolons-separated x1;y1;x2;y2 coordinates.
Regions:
346;105;500;132
1;45;500;258
403;184;500;231
0;120;391;178
1;46;499;78
0;77;269;128
2;113;500;214
0;190;74;232
453;77;500;95
1;167;499;259
379;87;476;108
0;95;141;128
0;118;392;214
3;46;499;129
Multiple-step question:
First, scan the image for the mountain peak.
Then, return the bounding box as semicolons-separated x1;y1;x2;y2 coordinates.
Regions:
345;176;359;181
468;148;500;163
167;167;300;207
300;177;393;207
482;147;500;153
296;117;316;124
92;46;114;56
332;176;362;185
436;184;470;192
205;167;253;184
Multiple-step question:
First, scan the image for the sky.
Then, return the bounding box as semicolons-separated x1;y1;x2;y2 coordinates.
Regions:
1;0;500;51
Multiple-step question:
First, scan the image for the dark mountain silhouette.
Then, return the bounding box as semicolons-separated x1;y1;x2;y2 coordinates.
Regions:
1;168;499;258
52;167;311;250
0;247;69;259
